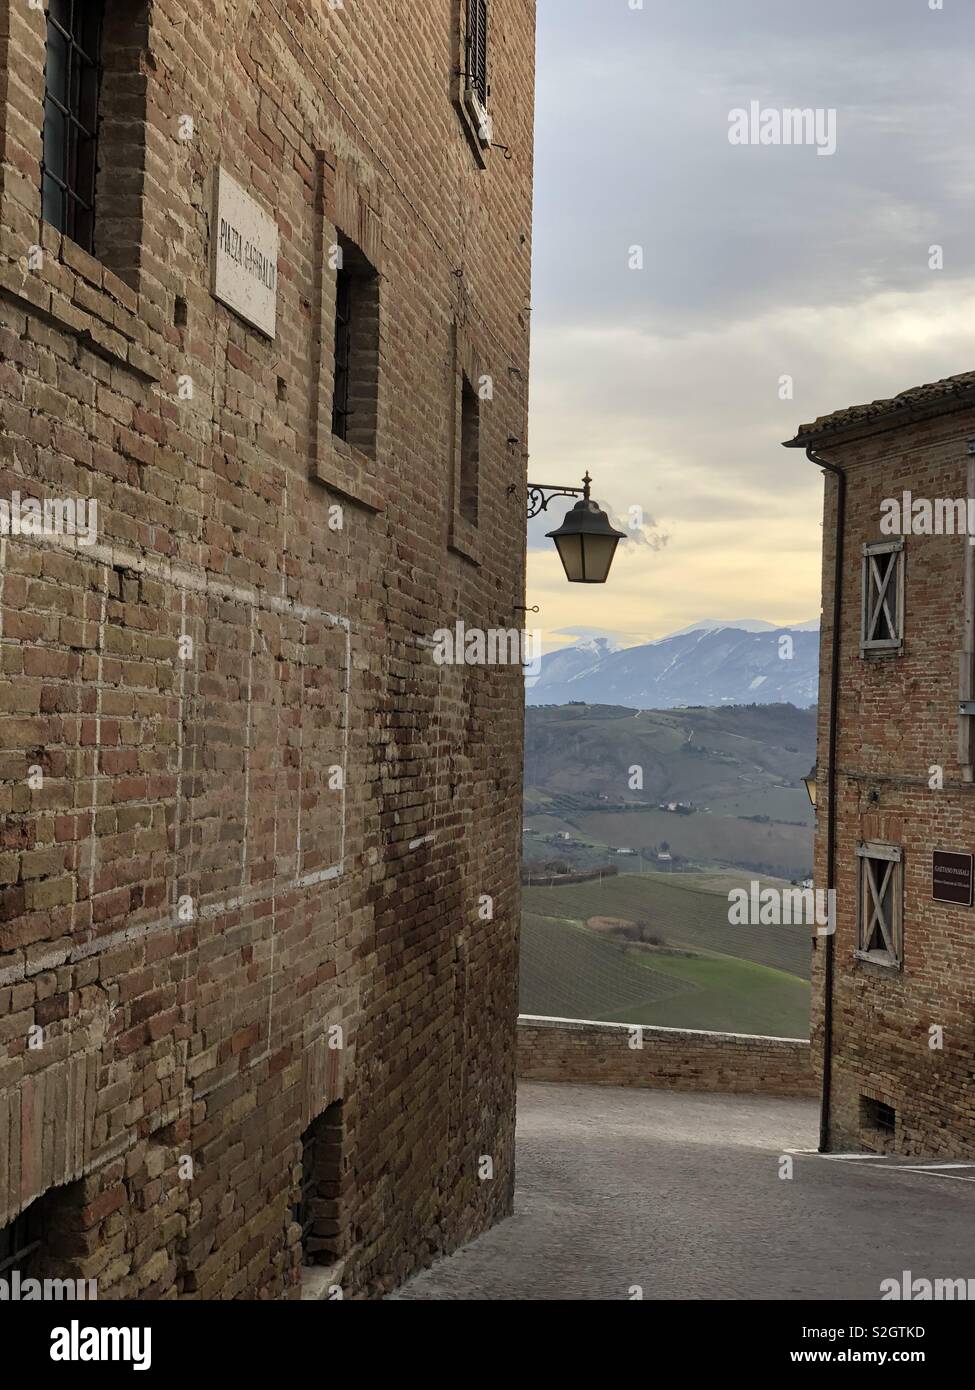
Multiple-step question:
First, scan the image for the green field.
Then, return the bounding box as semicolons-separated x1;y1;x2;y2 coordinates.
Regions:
524;872;811;979
605;953;811;1036
520;912;690;1019
568;809;810;879
519;872;811;1038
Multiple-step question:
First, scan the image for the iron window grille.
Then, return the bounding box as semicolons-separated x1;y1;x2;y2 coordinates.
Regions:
861;1096;896;1137
0;1204;43;1277
466;0;488;107
41;0;105;253
856;842;903;967
861;539;904;654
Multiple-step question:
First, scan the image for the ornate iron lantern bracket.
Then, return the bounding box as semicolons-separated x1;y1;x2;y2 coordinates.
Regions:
523;472;592;519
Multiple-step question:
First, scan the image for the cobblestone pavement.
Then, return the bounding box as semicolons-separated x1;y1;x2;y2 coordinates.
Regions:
390;1082;975;1300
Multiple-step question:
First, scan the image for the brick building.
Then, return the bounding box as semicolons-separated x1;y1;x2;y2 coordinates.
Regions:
0;0;536;1298
786;372;975;1158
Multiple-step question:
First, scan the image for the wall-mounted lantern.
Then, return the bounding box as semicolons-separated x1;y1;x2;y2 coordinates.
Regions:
524;473;626;584
803;766;817;808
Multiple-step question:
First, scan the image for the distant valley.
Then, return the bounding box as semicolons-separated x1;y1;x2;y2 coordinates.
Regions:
523;700;816;882
520;699;816;1034
519;634;819;1035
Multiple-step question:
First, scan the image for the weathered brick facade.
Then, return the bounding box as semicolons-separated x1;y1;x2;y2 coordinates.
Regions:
0;0;536;1297
790;379;975;1158
517;1015;815;1097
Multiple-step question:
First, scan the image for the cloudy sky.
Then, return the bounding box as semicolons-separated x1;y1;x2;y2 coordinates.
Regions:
526;0;975;652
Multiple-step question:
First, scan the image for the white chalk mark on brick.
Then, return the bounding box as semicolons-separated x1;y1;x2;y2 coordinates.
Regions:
85;568;109;938
172;587;188;913
240;604;256;889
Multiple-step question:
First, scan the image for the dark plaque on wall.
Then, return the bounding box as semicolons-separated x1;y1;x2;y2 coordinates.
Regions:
932;850;973;906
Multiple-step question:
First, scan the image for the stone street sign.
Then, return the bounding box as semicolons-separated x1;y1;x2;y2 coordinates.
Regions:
932;850;973;906
210;165;278;337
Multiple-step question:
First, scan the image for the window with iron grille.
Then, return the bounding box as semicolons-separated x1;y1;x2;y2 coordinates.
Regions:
856;842;903;967
42;0;106;253
0;1203;44;1278
0;1182;93;1290
860;1095;896;1137
330;234;380;458
466;0;489;108
861;539;904;654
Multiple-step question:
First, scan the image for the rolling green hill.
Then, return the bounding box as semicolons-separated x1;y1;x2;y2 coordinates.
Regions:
524;872;811;979
519;871;811;1038
520;912;690;1019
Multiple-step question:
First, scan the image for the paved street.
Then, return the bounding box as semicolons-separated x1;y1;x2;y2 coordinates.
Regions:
391;1082;975;1300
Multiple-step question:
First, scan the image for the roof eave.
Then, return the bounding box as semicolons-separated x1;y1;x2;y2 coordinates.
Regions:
782;383;975;453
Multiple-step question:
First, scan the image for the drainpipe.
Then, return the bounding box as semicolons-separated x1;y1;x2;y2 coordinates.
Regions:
806;447;845;1153
959;441;975;780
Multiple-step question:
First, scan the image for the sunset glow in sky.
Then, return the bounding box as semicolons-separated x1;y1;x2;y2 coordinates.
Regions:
526;0;975;652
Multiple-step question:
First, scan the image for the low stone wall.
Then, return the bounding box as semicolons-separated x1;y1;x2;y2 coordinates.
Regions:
517;1015;816;1097
520;865;618;887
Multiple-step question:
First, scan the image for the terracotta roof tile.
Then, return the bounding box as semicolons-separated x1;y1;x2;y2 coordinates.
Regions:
787;369;975;445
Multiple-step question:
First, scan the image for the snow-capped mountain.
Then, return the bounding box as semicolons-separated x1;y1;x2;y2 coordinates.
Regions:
527;624;819;708
665;617;819;638
529;635;621;687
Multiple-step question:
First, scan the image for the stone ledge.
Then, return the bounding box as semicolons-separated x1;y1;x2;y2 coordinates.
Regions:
518;1014;808;1045
517;1014;815;1098
313;435;384;513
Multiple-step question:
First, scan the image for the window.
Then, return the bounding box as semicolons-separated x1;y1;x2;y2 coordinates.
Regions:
466;0;489;109
861;540;904;654
330;234;380;459
448;322;484;561
40;1;151;285
296;1102;346;1268
331;260;353;441
459;375;480;526
0;1203;44;1278
0;1182;87;1286
42;0;105;253
860;1096;896;1146
856;842;903;967
294;1127;318;1249
454;0;490;158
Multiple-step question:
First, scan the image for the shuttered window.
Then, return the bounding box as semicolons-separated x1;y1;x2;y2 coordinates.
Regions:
856;842;903;967
861;540;904;654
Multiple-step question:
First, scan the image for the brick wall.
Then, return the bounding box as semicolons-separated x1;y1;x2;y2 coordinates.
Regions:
811;404;975;1158
0;0;535;1297
517;1015;816;1096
